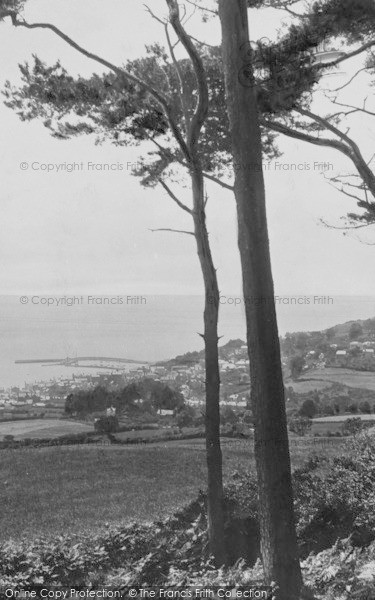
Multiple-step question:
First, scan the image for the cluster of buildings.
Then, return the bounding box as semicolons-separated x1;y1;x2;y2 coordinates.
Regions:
298;338;375;372
0;343;253;422
332;340;375;360
0;372;128;421
0;375;88;421
151;344;250;408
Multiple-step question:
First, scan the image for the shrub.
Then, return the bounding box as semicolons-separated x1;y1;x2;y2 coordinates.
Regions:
359;400;371;414
94;416;119;434
289;416;312;436
299;399;317;419
341;417;363;436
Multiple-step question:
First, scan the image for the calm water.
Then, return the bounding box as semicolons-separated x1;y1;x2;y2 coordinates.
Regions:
1;294;375;388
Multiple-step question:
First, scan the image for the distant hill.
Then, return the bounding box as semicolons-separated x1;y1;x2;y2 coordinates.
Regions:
280;317;375;359
158;316;375;370
158;339;245;368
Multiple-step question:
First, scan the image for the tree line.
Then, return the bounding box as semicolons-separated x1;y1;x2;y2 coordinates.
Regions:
65;379;185;416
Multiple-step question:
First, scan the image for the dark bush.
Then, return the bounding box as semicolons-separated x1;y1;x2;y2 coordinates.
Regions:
94;416;119;434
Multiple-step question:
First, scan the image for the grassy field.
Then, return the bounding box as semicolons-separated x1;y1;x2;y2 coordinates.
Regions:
0;437;342;542
311;414;375;434
304;368;375;390
313;414;375;422
0;419;93;440
114;428;178;441
285;379;331;393
311;421;344;434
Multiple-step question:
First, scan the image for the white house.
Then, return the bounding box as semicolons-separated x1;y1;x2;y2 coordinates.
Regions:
157;409;174;416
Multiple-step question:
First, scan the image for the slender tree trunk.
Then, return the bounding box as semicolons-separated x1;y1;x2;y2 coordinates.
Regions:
218;1;302;597
166;0;226;563
191;166;226;566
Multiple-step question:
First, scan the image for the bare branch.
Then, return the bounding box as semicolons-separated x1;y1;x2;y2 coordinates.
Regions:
202;171;234;191
149;134;234;192
263;114;375;200
261;117;351;154
183;0;217;16
356;238;375;245
319;217;375;231
166;0;208;158
330;67;368;92
149;228;195;235
143;4;166;25
187;33;217;49
165;22;191;134
204;189;209;207
295;108;362;152
320;40;375;69
324;175;365;203
283;7;308;17
158;178;193;214
181;2;195;27
329;97;375;118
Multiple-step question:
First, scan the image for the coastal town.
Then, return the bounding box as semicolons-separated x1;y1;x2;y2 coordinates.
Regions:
0;341;251;422
3;318;375;424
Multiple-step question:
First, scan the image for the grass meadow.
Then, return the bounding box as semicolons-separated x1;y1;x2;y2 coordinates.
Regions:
0;419;93;440
0;437;344;542
311;414;375;434
303;368;375;390
285;379;331;393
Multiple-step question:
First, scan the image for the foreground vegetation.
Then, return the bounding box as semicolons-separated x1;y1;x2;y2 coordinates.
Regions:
0;437;341;542
1;434;375;599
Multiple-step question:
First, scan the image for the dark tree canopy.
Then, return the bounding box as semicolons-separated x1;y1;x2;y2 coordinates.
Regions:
0;0;25;20
65;379;184;416
2;47;281;186
4;0;375;224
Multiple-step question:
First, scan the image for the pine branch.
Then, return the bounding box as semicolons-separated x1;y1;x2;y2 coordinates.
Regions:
263;114;375;201
10;13;192;164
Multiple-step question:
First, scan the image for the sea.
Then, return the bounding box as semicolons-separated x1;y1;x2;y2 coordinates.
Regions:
1;294;375;389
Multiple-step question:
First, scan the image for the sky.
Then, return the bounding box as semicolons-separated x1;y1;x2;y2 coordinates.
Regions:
1;0;375;298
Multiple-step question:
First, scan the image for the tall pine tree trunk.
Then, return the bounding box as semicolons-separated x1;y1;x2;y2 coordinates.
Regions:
218;1;302;597
191;167;226;566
